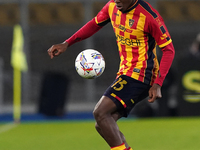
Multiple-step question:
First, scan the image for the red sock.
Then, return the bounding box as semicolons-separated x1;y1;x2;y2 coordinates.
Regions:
127;147;133;150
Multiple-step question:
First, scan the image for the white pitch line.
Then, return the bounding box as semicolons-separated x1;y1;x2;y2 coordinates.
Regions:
0;123;18;134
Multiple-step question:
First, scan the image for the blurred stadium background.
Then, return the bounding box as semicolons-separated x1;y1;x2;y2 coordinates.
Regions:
0;0;200;121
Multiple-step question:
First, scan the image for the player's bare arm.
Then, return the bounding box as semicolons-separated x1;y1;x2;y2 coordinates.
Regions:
47;41;69;59
148;83;162;103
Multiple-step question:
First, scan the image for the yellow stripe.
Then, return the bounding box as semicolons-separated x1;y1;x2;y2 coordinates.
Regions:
159;39;172;48
115;11;124;70
123;9;135;75
109;3;125;73
111;143;126;150
131;13;146;79
108;2;115;18
111;93;116;97
95;17;98;24
110;93;126;106
120;100;125;106
115;11;121;34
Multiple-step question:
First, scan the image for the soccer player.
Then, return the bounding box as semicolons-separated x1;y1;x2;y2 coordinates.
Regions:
47;0;175;150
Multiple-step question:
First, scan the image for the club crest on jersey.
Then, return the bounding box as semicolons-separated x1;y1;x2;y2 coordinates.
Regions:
129;19;134;28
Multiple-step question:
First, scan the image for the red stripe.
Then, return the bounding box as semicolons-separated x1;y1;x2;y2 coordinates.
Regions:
115;95;127;108
112;6;118;22
126;9;140;77
119;10;128;69
120;13;126;26
119;12;129;74
119;30;124;36
131;7;140;29
136;7;148;82
126;35;139;77
120;44;127;73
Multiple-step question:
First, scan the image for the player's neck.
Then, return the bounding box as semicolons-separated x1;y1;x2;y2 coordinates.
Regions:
131;0;136;5
128;0;137;9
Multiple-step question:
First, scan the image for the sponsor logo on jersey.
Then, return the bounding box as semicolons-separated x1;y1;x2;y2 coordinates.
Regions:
133;68;140;73
113;23;133;33
116;34;141;46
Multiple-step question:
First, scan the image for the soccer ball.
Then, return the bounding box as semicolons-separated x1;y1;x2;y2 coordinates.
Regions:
75;49;105;79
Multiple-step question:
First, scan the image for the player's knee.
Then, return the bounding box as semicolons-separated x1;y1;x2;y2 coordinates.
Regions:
93;107;101;120
93;107;106;122
94;122;100;131
93;96;116;122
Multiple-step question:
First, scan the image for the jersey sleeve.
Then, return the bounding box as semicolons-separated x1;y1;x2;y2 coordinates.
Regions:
154;42;175;86
66;18;102;46
148;11;172;48
94;1;111;26
148;8;175;86
66;1;111;46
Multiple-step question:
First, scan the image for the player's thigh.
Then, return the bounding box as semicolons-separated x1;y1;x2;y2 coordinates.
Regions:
111;111;122;121
93;96;118;117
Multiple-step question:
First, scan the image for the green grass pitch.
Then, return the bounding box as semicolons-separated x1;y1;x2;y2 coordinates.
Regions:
0;117;200;150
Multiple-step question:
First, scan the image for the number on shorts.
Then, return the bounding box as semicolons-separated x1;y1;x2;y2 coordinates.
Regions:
111;77;127;91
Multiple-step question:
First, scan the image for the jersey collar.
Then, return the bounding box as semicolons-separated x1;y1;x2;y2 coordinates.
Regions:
122;0;140;13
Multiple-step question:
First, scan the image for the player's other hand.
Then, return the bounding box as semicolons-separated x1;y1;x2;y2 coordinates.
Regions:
47;41;69;59
148;83;162;103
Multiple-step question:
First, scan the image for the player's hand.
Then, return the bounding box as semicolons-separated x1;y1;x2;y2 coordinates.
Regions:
148;83;162;103
47;41;69;59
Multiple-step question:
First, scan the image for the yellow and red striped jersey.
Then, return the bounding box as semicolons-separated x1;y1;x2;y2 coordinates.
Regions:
95;0;172;85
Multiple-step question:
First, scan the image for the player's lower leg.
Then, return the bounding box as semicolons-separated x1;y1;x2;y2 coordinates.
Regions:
93;96;128;149
95;123;131;148
94;112;122;146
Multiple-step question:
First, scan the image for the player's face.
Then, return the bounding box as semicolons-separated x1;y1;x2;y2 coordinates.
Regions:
114;0;136;12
